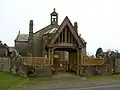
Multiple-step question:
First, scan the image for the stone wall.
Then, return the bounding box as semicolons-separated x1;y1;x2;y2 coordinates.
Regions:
19;66;52;77
35;67;52;76
80;64;113;76
0;57;10;72
15;41;28;56
20;57;52;77
115;59;120;74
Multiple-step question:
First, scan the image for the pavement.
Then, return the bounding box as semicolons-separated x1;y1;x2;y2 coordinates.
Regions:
21;83;120;90
61;84;120;90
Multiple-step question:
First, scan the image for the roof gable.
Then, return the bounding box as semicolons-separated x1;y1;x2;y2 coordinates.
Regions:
49;16;85;48
15;34;29;42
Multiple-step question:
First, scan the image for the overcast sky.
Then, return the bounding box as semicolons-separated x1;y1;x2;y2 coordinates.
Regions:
0;0;120;55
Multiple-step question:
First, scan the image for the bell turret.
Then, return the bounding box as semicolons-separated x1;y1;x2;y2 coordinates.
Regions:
50;8;58;25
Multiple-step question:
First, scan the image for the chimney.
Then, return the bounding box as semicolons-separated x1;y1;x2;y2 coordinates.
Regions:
29;20;33;34
28;20;33;57
74;22;78;33
29;20;33;37
18;31;20;35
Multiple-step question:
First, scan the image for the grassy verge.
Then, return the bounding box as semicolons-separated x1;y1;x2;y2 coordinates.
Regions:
0;72;120;90
0;72;26;90
0;72;52;90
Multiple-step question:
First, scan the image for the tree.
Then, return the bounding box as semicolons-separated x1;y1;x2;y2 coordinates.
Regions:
0;40;2;44
105;50;118;74
0;41;3;48
95;47;103;58
115;50;120;59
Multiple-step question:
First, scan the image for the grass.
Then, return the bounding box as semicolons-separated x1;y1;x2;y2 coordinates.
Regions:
0;72;120;90
0;72;52;90
0;72;26;90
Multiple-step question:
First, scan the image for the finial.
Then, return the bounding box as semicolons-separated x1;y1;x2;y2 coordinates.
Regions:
54;8;55;11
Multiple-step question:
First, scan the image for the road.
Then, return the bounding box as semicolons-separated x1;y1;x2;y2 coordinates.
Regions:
60;84;120;90
20;73;120;90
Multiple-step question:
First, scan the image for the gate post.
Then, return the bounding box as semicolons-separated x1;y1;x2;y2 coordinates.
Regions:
48;48;52;75
48;48;51;65
9;57;12;73
76;49;80;75
51;48;54;66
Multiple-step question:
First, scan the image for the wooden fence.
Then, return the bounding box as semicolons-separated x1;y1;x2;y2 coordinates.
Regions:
21;56;105;68
82;56;105;66
22;57;49;67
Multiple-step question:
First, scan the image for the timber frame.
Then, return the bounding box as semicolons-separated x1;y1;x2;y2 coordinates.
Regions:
46;16;86;75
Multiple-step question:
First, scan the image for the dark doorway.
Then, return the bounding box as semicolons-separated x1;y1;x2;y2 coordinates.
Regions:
53;48;77;74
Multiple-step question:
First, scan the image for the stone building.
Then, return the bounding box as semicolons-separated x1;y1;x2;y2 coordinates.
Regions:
0;41;9;57
14;9;87;73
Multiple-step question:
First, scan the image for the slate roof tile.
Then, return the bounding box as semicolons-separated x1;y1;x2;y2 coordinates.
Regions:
15;34;29;41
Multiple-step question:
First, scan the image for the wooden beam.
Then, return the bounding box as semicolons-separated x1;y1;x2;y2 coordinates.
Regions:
72;36;74;44
77;49;79;65
73;38;76;44
68;31;70;43
76;49;80;76
62;31;63;43
51;48;54;66
48;48;51;65
58;35;60;43
65;27;67;43
71;34;73;44
80;49;83;65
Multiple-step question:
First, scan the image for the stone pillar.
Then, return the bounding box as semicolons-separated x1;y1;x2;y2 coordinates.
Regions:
9;57;12;73
48;48;52;76
76;49;80;75
51;48;54;66
79;48;84;76
48;48;51;65
81;48;83;65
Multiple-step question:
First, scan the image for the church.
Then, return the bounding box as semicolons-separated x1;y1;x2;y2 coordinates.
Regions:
14;8;87;73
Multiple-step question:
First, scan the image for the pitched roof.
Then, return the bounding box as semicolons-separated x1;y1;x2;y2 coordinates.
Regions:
51;8;58;15
15;34;29;42
15;24;59;42
43;28;58;35
48;16;86;48
79;35;87;44
34;24;59;36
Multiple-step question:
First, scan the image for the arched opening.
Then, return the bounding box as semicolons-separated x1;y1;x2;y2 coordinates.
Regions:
48;47;81;75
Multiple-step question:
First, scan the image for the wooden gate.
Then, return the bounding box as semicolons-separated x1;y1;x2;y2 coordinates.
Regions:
53;58;68;72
